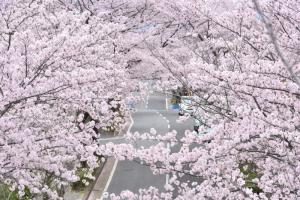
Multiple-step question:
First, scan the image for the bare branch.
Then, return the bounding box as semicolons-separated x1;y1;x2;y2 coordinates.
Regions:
252;0;300;88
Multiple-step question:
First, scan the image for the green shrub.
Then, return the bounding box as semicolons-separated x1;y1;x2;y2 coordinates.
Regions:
239;162;263;194
0;184;33;200
71;156;103;191
71;167;93;191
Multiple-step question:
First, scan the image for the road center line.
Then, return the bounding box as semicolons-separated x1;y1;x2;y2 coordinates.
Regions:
165;95;168;110
166;142;170;185
145;93;149;109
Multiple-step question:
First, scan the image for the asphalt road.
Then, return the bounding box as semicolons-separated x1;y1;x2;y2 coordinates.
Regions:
103;92;195;197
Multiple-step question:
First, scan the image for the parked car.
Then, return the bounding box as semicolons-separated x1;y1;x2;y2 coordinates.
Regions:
178;96;195;116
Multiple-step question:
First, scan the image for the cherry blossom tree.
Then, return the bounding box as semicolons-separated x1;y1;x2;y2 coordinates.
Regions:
100;0;300;199
2;0;300;199
0;0;138;199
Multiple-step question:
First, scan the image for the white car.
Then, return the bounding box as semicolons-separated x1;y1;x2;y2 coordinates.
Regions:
178;96;195;116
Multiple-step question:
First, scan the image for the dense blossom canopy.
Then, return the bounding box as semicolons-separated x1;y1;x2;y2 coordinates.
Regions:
102;0;300;199
0;0;138;198
1;0;300;199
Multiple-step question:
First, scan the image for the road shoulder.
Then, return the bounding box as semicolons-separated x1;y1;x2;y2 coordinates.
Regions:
85;158;116;200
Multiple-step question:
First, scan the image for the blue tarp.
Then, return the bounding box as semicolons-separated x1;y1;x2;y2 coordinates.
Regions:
171;103;180;110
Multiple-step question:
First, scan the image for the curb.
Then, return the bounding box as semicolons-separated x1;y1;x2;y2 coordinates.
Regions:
83;159;107;200
84;115;134;200
84;158;115;200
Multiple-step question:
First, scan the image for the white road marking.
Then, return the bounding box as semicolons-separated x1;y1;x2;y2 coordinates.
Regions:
166;142;170;185
145;93;150;109
100;159;118;200
99;115;134;199
99;137;124;141
126;115;134;136
99;115;134;141
156;108;171;195
164;95;171;185
165;95;168;110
